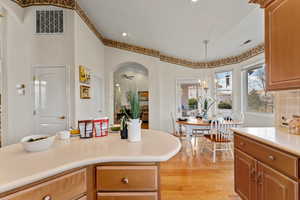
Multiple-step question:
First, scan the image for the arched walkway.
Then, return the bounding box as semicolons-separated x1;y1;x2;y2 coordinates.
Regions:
113;62;149;129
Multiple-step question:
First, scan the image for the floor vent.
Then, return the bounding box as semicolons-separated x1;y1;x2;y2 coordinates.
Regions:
36;9;64;34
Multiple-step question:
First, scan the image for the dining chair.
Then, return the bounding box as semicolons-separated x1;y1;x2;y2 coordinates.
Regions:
203;120;234;163
170;112;183;138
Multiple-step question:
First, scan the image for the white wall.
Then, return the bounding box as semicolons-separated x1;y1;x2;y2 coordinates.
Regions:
74;14;105;123
3;6;75;145
2;6;106;145
104;47;274;133
104;46;211;132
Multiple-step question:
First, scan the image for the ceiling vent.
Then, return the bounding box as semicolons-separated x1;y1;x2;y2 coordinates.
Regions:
36;9;64;34
241;40;252;46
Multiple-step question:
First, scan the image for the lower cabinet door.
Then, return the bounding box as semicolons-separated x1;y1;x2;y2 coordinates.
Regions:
2;169;87;200
97;192;157;200
234;150;257;200
257;162;298;200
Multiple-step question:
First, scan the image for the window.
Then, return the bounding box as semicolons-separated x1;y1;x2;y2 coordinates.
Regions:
246;65;274;113
215;71;233;113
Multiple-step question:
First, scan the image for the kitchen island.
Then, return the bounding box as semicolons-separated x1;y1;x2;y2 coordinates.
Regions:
0;130;181;200
232;127;300;200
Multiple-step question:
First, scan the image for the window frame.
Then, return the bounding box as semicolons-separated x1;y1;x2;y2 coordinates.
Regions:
244;64;274;116
214;69;234;112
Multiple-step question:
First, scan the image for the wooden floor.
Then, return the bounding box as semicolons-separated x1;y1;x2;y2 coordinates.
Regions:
160;138;240;200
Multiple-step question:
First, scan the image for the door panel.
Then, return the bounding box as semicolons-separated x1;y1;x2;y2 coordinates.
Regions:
234;150;257;200
91;76;104;119
257;162;298;200
34;67;68;135
266;0;300;90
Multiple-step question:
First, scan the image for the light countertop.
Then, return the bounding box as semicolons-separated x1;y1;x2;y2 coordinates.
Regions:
0;130;181;194
232;127;300;156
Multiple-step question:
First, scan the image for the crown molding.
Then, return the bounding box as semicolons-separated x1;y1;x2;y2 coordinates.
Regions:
15;0;75;9
103;39;160;58
10;0;265;69
105;40;265;69
75;2;104;43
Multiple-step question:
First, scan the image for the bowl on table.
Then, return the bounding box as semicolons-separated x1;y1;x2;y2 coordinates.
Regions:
21;135;56;152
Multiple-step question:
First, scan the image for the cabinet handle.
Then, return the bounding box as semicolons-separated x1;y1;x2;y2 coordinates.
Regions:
239;142;245;146
250;167;256;181
121;177;129;184
256;172;263;185
268;155;275;161
43;195;52;200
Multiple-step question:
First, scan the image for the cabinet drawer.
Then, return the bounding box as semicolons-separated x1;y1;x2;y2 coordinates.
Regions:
2;169;87;200
96;166;158;192
97;192;157;200
234;135;298;179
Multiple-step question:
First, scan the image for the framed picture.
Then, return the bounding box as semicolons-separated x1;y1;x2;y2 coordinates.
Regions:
79;65;91;84
138;91;149;101
80;85;91;99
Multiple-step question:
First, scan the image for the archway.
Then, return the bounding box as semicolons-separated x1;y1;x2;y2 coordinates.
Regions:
113;62;149;129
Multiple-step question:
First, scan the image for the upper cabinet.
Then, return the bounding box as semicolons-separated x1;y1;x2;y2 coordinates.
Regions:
251;0;300;91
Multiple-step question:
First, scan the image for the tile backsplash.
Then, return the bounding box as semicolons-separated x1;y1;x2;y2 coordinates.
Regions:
275;90;300;126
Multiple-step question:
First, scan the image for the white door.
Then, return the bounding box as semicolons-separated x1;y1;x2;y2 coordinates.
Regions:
34;67;68;135
91;75;104;118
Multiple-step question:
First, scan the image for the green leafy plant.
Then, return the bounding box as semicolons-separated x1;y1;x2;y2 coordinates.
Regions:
188;98;198;109
218;101;232;109
128;91;141;119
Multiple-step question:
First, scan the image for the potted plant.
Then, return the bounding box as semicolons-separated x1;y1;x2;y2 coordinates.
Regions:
126;91;142;142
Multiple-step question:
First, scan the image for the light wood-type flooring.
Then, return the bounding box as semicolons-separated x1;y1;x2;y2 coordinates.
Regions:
160;138;241;200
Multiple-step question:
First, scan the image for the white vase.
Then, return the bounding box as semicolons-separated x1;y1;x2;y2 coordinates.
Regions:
127;119;142;142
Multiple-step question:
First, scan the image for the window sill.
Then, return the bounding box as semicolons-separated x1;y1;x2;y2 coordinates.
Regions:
245;112;274;118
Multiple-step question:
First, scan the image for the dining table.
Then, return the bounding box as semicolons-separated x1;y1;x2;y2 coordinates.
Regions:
176;118;242;140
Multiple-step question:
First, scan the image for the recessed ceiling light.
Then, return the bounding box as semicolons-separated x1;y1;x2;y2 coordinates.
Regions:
122;32;128;37
191;0;198;3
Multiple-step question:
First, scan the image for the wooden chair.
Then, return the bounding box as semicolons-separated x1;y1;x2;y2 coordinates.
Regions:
203;120;233;163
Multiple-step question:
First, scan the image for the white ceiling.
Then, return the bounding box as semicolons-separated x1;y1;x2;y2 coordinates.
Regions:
77;0;264;62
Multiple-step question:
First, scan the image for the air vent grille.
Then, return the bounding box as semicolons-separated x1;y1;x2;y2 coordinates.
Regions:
36;10;63;34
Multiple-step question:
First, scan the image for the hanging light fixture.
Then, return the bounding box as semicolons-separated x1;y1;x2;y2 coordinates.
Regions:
202;40;209;91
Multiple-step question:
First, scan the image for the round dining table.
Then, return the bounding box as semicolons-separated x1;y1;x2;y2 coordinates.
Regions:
176;119;242;140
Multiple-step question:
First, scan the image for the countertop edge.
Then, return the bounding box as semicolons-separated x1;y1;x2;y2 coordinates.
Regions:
231;127;300;157
0;137;181;194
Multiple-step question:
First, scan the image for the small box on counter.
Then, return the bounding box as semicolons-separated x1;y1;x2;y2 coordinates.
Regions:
78;118;109;138
78;120;94;139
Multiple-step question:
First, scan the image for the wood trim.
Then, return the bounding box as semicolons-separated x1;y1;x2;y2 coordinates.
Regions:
9;0;265;69
75;2;105;43
103;39;160;58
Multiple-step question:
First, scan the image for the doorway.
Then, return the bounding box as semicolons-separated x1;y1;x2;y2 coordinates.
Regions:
33;66;68;135
113;62;149;129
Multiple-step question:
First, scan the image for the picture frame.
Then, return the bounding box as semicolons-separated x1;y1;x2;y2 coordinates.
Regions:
80;85;91;99
79;65;91;84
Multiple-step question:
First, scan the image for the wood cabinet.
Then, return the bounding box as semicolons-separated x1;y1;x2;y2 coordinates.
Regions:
234;134;299;200
257;162;298;200
97;192;157;200
0;163;160;200
234;150;257;200
252;0;300;90
96;166;158;192
96;164;159;200
1;169;87;200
